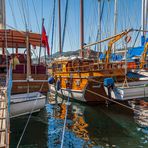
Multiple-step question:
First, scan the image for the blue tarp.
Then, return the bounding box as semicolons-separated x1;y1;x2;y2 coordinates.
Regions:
99;52;122;61
127;46;144;59
111;53;123;61
127;71;146;79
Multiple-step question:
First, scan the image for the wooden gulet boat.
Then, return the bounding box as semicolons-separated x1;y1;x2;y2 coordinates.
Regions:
48;0;138;103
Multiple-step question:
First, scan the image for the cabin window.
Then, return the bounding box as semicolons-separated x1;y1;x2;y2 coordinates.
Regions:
58;64;62;71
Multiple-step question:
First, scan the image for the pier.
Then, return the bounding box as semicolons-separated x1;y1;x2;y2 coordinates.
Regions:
0;86;9;148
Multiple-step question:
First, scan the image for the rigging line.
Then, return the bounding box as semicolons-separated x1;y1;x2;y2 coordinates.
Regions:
51;0;56;57
31;0;40;32
89;1;97;44
66;20;76;51
53;16;57;54
16;82;45;148
86;0;93;41
95;0;105;50
47;2;53;37
26;0;32;31
74;0;79;48
17;0;26;28
8;0;17;28
108;1;111;37
132;27;141;48
39;0;44;61
106;0;111;37
20;0;28;30
62;0;69;50
41;0;43;21
23;0;29;28
92;1;99;45
127;3;132;29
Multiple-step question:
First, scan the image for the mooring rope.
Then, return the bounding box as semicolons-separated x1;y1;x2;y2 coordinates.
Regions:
86;89;140;113
16;82;44;148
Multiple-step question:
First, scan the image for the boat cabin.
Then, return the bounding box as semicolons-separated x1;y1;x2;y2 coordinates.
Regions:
0;29;47;75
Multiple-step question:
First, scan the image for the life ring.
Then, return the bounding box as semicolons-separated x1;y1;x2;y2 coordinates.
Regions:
125;36;131;43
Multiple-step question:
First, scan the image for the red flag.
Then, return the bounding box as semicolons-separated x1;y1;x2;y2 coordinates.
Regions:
42;25;50;56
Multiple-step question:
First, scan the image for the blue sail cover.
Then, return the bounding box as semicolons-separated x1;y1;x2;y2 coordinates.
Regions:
99;52;122;61
127;46;144;59
111;53;123;61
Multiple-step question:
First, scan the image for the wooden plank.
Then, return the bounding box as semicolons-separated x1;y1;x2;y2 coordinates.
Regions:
0;87;9;148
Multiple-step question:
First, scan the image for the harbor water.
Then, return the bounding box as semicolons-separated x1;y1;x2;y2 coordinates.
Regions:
10;100;148;148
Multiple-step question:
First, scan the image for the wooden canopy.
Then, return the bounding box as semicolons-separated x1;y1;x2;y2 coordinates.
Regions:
0;29;42;48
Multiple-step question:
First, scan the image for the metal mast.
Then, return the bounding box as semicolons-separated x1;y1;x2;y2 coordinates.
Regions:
98;0;101;53
58;0;62;55
144;0;148;36
141;0;145;37
80;0;84;58
113;0;118;53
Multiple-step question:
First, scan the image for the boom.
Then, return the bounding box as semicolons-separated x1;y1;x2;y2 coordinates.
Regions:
105;29;132;64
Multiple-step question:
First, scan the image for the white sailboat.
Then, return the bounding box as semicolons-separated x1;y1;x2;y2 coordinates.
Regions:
104;0;148;101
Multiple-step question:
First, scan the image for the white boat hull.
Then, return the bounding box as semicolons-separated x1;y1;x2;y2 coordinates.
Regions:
49;85;86;102
105;80;148;100
10;92;46;118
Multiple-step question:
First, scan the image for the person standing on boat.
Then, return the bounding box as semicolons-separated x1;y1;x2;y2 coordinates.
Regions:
10;54;20;69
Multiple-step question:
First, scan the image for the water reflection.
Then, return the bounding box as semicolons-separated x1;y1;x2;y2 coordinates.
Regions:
10;99;148;148
47;101;148;148
47;104;94;148
129;100;148;136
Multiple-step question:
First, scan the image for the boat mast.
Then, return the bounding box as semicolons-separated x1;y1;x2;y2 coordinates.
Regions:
0;0;6;54
141;0;145;38
58;0;62;55
26;31;31;80
0;0;5;29
113;0;118;53
141;0;148;45
98;0;101;53
80;0;84;58
144;0;148;36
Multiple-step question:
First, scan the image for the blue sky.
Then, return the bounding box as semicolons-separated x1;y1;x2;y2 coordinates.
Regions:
6;0;143;55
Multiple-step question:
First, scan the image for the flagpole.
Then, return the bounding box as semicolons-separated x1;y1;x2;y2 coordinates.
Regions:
39;18;44;64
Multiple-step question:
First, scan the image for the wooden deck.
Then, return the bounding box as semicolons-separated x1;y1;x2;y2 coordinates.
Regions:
0;87;9;148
